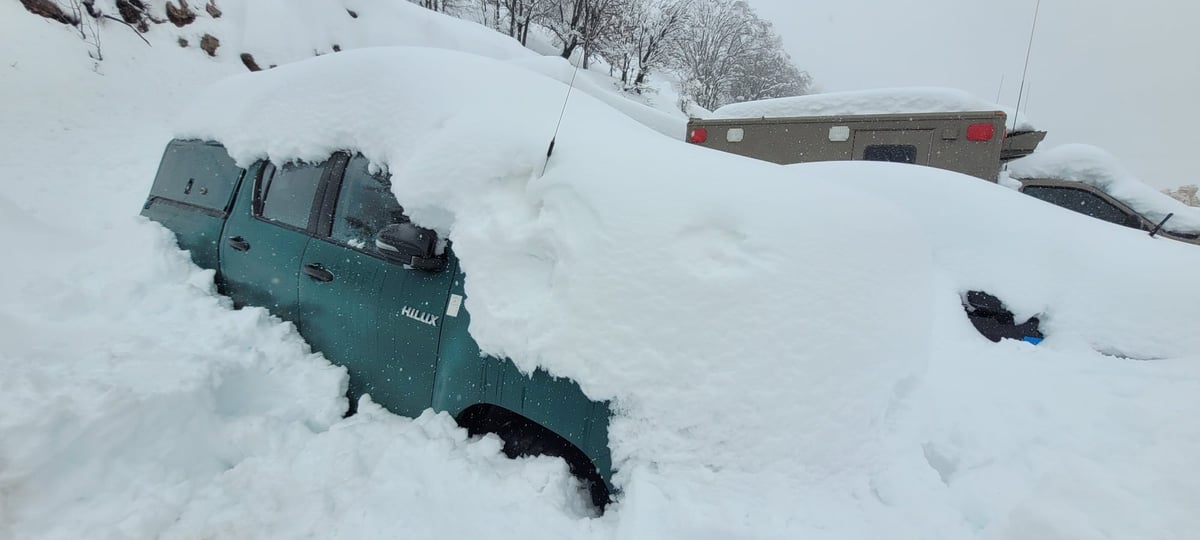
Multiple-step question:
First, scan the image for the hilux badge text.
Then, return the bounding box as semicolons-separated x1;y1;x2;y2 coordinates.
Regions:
401;306;439;327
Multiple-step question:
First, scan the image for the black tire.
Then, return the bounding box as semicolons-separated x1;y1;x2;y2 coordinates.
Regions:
461;405;611;511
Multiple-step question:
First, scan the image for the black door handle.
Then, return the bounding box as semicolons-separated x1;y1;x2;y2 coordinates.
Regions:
303;263;334;282
227;236;250;252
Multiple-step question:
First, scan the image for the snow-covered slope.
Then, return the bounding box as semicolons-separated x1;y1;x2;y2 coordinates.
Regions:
3;2;1200;539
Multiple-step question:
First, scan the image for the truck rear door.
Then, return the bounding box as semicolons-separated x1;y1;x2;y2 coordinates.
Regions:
218;159;329;323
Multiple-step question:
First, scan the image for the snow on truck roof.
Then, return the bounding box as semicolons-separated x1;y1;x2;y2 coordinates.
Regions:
709;87;1037;131
1008;144;1200;234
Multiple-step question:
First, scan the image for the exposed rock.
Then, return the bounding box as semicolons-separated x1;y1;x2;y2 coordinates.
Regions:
82;0;100;18
166;0;196;27
115;0;142;23
114;0;151;32
240;53;262;72
332;44;342;52
177;37;189;48
205;0;222;18
199;33;219;56
347;9;358;18
20;0;78;25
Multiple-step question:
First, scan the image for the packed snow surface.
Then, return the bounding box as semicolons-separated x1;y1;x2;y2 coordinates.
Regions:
810;160;1200;358
3;2;1200;539
709;87;1037;131
1008;143;1200;233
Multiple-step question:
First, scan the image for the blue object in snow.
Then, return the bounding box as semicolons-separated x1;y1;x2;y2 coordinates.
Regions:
1023;336;1044;345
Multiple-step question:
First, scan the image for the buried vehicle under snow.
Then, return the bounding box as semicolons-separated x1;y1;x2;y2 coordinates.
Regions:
141;139;613;508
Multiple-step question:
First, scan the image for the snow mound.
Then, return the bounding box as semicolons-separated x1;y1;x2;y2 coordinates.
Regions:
710;87;1036;131
178;46;948;536
0;195;347;538
138;0;534;66
7;1;1200;537
815;160;1200;358
1008;144;1200;233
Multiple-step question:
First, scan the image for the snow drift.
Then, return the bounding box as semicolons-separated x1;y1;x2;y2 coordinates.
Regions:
3;1;1200;539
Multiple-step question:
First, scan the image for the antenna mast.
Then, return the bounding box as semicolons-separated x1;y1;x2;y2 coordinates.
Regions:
1014;0;1042;126
541;56;583;176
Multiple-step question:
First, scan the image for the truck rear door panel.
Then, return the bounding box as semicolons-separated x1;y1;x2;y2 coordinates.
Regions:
218;160;326;323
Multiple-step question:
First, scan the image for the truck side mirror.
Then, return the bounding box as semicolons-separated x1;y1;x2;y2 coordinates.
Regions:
376;223;447;272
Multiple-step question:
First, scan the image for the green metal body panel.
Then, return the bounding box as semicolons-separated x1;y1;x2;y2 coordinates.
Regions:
218;162;312;322
433;273;613;488
299;237;456;418
142;139;615;495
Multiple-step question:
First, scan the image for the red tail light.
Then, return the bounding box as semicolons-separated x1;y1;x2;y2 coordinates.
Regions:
688;128;708;143
966;123;995;141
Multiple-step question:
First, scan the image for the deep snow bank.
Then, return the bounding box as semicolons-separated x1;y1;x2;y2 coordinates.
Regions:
6;1;1200;538
177;46;947;536
813;160;1200;359
0;194;346;538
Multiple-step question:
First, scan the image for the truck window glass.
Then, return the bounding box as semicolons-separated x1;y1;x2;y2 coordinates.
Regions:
1023;186;1134;227
258;161;324;229
863;144;917;164
332;156;410;250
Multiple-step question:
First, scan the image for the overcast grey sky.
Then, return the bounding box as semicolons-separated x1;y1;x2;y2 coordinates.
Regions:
750;0;1199;189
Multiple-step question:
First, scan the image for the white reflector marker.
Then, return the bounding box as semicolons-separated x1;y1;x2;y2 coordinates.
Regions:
726;127;745;143
446;294;463;317
828;126;850;142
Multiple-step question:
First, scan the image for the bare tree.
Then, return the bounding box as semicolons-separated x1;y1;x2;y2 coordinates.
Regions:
724;20;811;102
599;0;689;88
540;0;586;59
538;0;623;66
502;0;542;45
415;0;457;12
668;0;809;110
667;0;759;109
66;0;103;61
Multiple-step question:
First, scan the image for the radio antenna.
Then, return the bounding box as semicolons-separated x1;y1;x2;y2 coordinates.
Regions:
541;56;583;176
994;75;1005;103
1014;0;1042;128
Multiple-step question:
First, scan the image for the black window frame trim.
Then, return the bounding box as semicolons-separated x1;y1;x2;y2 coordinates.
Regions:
313;152;450;264
251;158;336;236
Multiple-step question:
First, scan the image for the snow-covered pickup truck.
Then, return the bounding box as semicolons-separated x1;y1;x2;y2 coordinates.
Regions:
141;139;614;508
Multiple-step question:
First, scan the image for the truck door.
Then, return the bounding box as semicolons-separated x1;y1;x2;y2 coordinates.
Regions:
219;159;329;323
298;154;457;417
852;129;933;165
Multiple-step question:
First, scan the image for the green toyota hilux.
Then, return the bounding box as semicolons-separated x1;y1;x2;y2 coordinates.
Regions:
141;139;613;507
